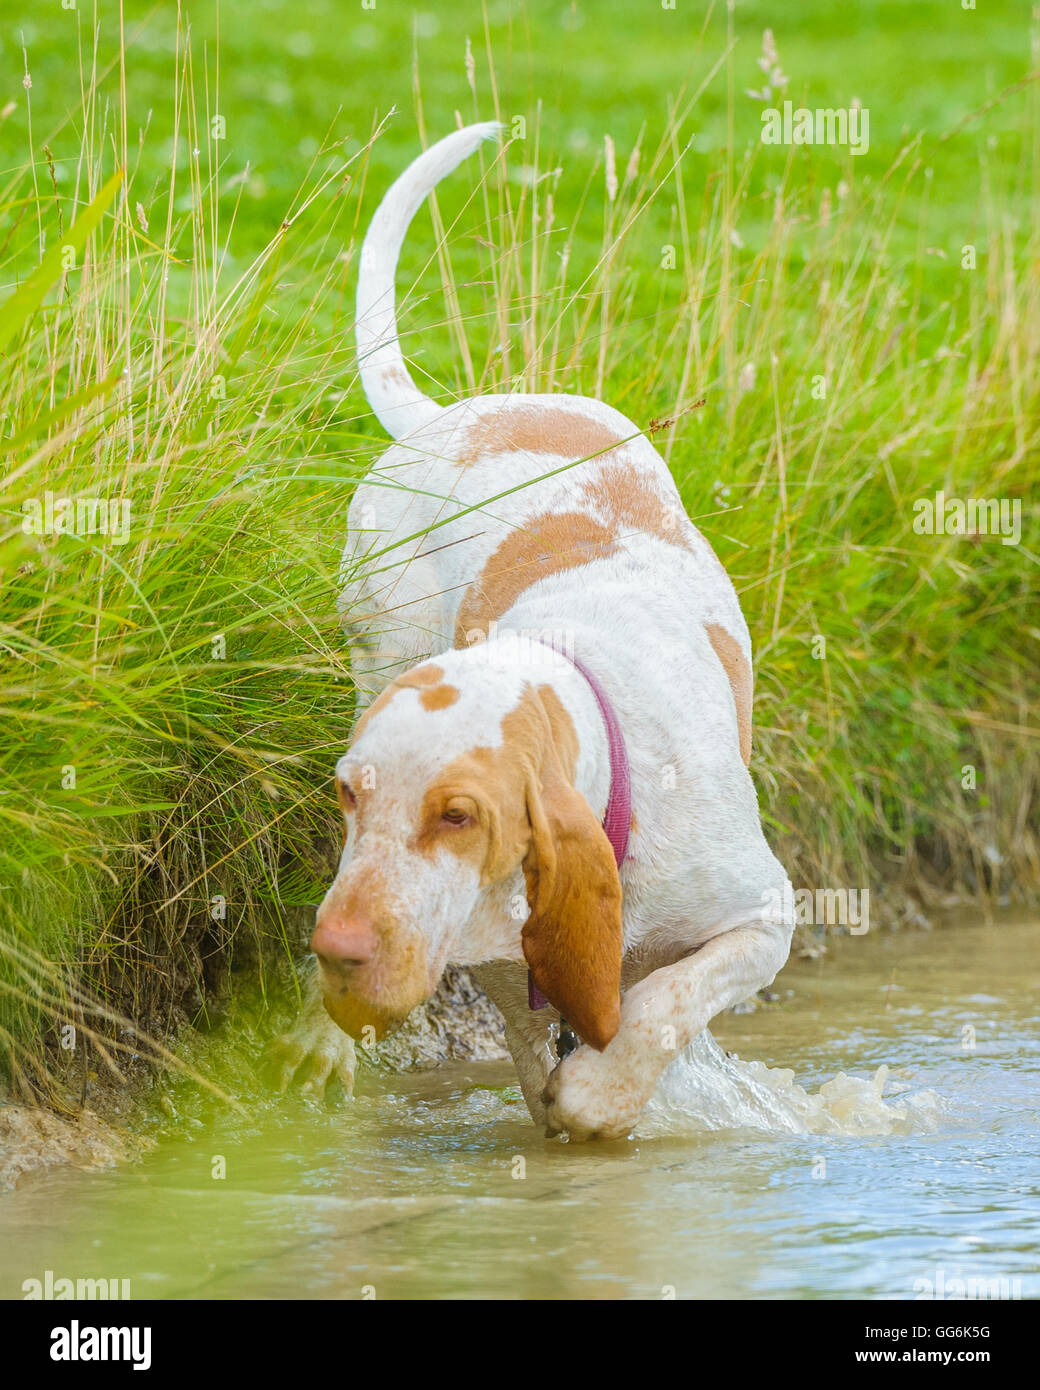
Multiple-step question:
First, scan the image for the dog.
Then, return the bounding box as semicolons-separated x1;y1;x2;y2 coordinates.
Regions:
274;123;795;1141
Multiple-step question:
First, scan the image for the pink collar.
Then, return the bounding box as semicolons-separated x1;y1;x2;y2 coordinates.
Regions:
527;644;630;1011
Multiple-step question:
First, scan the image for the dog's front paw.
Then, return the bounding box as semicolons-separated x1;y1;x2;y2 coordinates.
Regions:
540;1045;649;1142
270;1010;357;1101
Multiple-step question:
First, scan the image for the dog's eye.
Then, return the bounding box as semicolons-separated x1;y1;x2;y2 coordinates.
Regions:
337;780;357;811
440;807;470;827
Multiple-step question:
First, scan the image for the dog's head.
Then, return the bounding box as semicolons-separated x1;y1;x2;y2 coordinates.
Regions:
311;652;623;1049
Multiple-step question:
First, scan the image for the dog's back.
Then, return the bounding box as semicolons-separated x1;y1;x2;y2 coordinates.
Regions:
345;126;751;765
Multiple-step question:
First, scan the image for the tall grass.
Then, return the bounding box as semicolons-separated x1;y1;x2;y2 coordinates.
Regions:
1;19;1037;1101
0;26;375;1100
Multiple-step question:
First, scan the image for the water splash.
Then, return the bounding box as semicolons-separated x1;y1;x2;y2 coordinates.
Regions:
638;1031;944;1138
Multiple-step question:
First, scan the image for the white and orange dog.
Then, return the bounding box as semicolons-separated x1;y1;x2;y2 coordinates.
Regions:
278;124;795;1140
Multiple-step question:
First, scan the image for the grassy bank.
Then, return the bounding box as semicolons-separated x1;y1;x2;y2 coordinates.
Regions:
1;2;1037;1103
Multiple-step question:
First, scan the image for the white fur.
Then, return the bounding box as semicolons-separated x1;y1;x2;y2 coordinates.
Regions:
293;125;796;1140
355;121;502;439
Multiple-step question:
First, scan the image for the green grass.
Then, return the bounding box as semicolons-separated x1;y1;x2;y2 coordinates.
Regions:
0;1;1037;1100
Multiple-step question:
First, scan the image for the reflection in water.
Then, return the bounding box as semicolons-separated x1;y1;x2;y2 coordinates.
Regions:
0;914;1037;1299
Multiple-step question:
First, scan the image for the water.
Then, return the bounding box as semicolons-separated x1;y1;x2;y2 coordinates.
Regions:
2;914;1038;1299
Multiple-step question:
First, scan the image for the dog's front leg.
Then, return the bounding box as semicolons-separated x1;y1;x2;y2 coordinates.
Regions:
270;956;358;1100
541;919;792;1141
471;962;558;1127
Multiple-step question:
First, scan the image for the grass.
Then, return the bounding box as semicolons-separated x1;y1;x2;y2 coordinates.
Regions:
0;1;1037;1102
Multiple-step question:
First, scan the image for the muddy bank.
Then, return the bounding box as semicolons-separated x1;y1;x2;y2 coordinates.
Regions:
0;1103;150;1191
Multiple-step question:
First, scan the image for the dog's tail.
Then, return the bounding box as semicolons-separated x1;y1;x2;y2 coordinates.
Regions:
355;121;503;440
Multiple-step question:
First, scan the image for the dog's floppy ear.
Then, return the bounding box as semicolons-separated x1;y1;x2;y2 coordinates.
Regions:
521;750;623;1051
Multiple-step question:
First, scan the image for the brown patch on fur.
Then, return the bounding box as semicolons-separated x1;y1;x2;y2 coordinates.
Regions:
457;404;627;466
322;991;401;1042
411;757;495;876
521;718;622;1051
420;683;460;711
353;664;446;738
400;664;444;687
452;456;710;644
455;512;617;645
705;622;753;766
582;463;693;551
630;812;638;834
412;687;622;1049
536;684;579;781
380;364;411;388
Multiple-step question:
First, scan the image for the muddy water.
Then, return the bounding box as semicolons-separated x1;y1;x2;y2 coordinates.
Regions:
2;915;1038;1300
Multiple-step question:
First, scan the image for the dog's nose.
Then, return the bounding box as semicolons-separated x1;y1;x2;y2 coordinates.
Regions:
311;914;377;971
